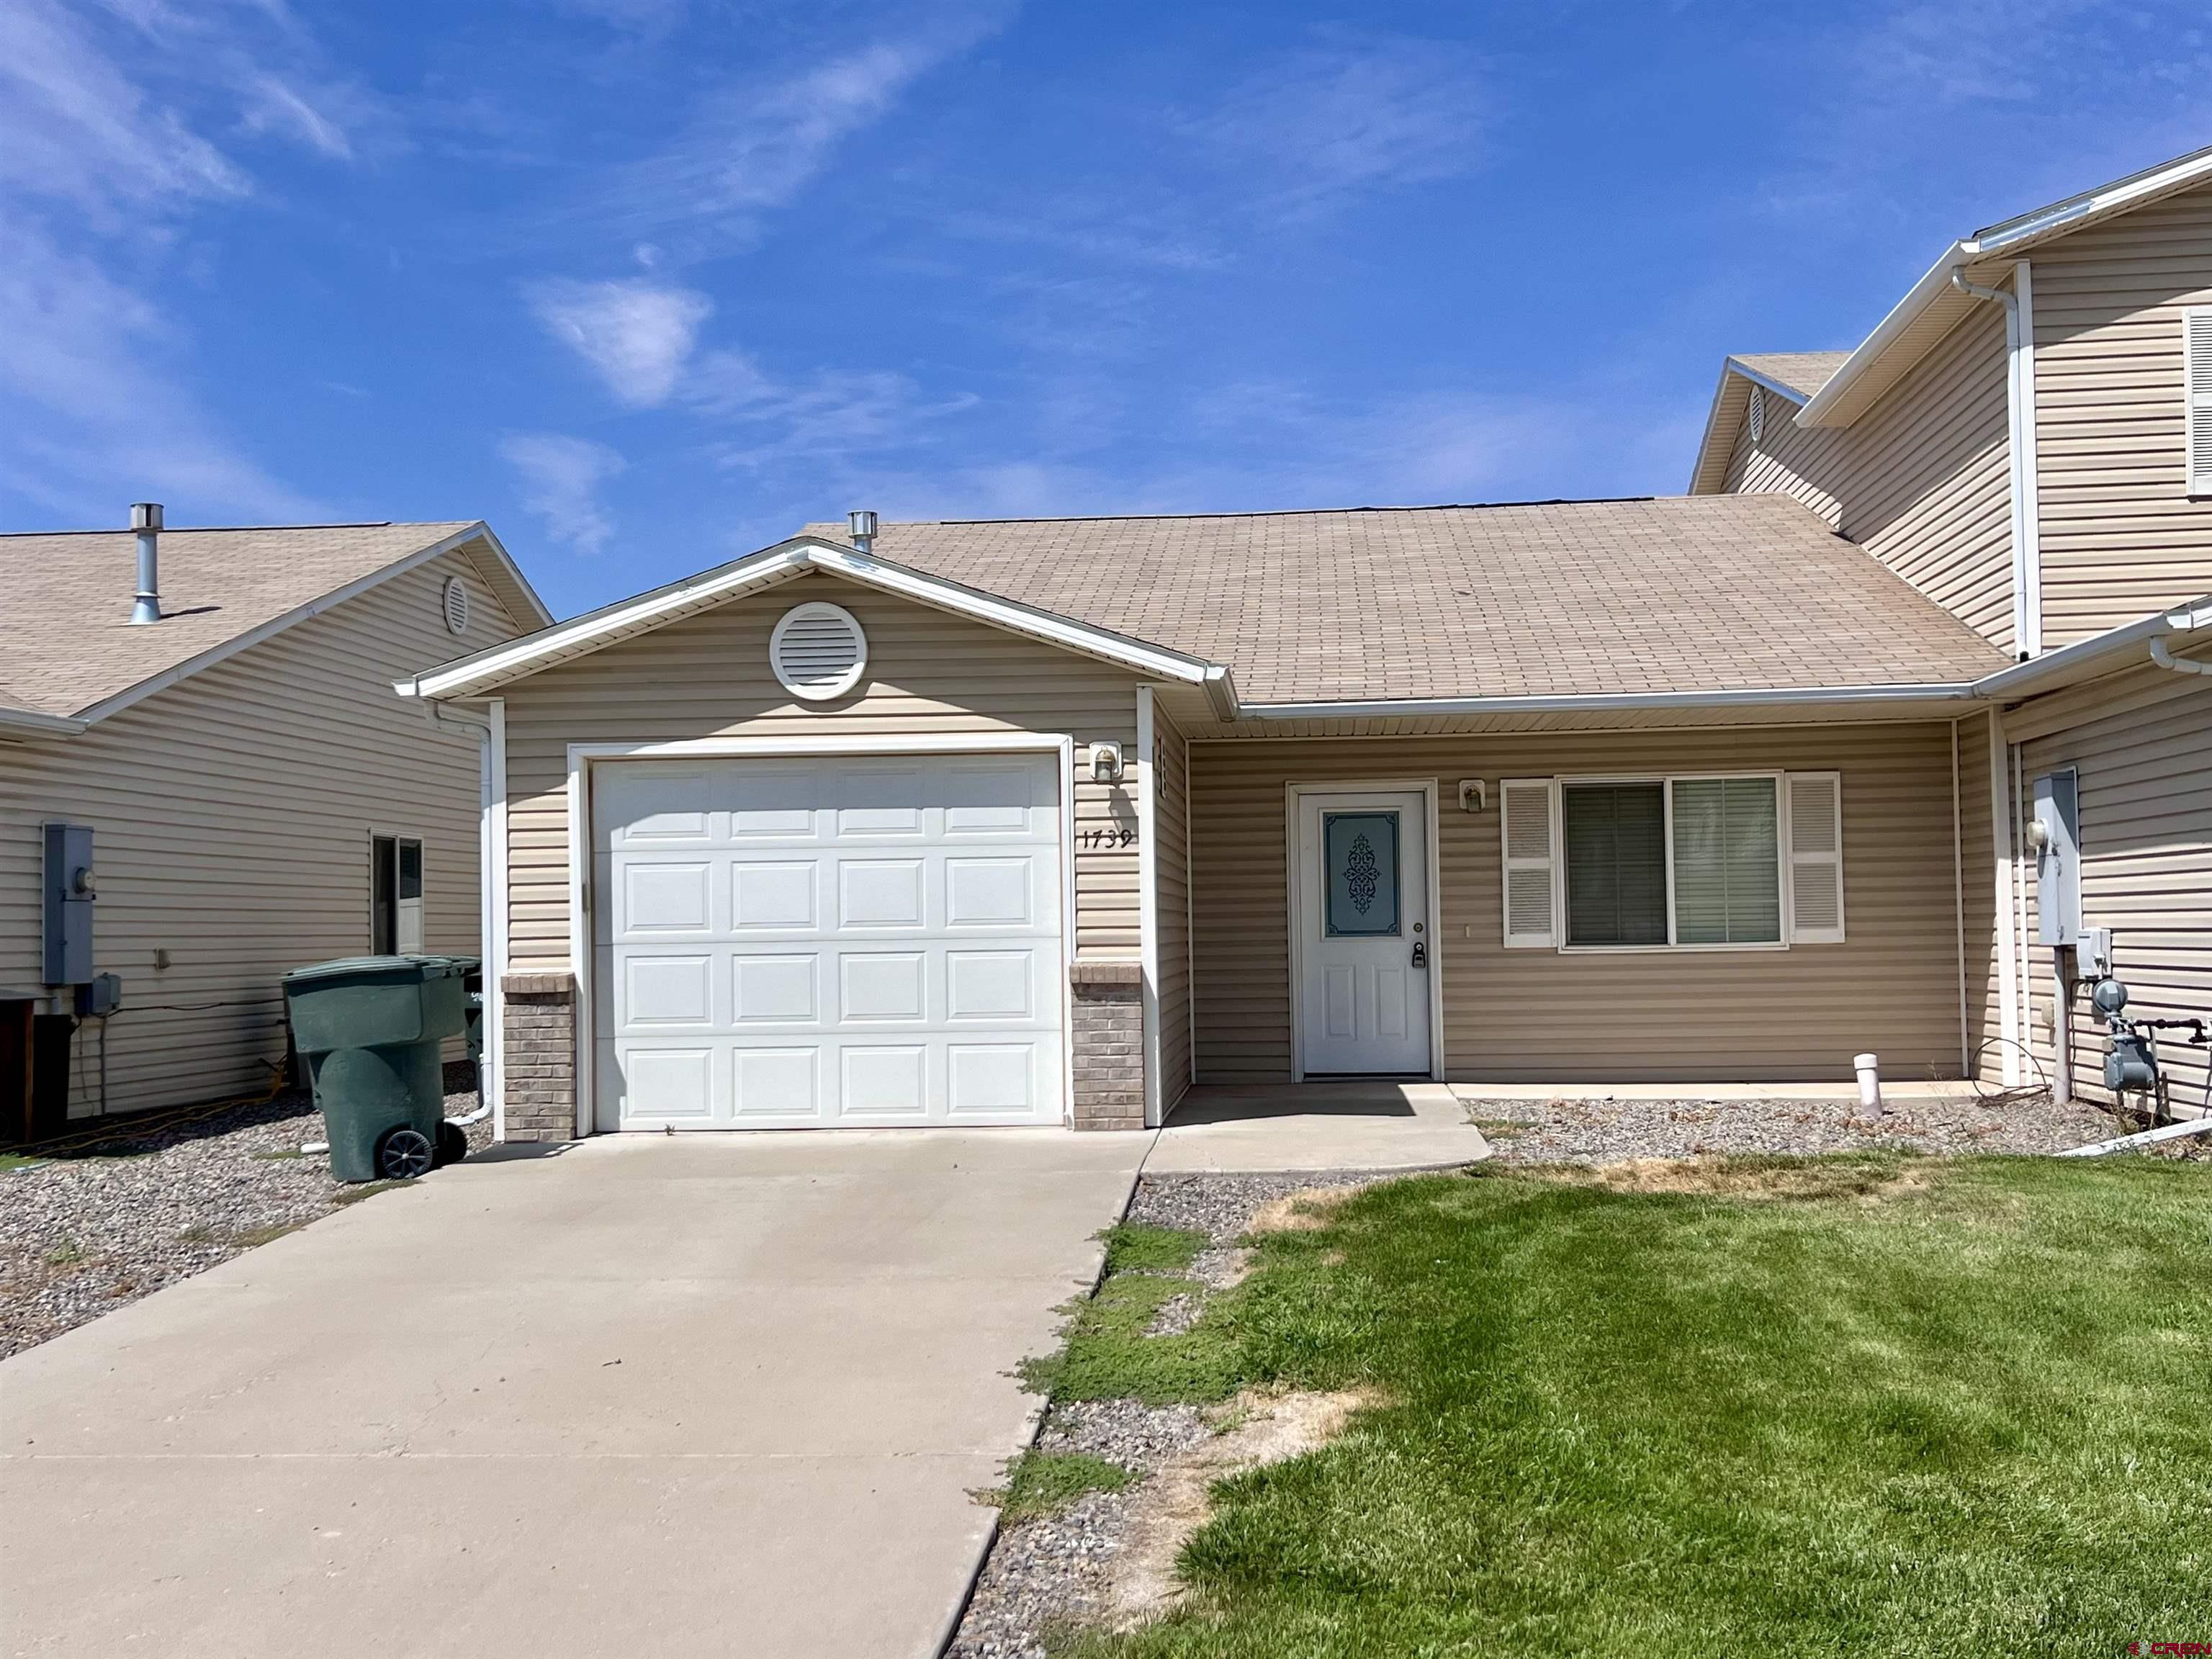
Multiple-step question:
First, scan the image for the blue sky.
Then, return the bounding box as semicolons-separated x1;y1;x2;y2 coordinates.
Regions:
4;1;2208;620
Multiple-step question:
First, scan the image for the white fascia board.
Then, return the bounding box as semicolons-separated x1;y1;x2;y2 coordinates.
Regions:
467;522;555;629
1795;243;1974;429
1970;144;2212;255
1724;359;1815;405
1973;594;2212;700
1686;367;1750;495
402;543;818;698
1799;146;2212;432
406;538;1224;701
76;523;510;727
1244;683;1980;720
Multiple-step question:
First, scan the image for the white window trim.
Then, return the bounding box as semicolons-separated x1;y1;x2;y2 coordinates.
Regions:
1550;772;1792;955
368;829;426;955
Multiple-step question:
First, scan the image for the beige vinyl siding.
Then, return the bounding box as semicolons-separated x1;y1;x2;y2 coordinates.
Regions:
498;573;1143;972
2030;179;2212;647
1724;305;2016;652
0;547;524;1117
1954;711;2002;1082
1151;699;1193;1110
2008;659;2212;1114
1190;724;1967;1084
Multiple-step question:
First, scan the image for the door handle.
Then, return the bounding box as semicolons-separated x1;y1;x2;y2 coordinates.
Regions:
1411;941;1427;969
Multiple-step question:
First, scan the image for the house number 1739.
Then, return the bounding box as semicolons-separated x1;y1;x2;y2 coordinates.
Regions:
1079;827;1139;848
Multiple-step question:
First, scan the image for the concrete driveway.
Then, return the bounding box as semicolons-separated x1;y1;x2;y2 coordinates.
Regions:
1;1130;1146;1658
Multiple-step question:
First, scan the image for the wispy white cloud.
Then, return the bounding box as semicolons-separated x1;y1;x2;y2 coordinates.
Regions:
687;345;980;469
498;431;628;554
528;277;713;407
1184;34;1489;222
587;7;1014;250
0;0;382;524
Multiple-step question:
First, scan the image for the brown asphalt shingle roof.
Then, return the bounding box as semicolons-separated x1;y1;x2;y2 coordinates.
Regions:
804;496;2009;703
0;521;477;719
1732;352;1852;401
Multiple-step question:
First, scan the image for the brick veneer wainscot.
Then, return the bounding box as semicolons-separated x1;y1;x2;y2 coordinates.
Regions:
1069;959;1146;1132
500;972;577;1142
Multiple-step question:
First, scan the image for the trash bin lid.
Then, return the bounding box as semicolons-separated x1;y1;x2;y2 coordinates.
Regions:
284;954;464;986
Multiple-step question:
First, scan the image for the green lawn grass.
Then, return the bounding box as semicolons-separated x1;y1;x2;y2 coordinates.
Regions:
1059;1154;2212;1658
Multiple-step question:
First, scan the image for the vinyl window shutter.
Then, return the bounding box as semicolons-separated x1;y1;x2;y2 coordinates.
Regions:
2188;307;2212;500
1784;773;1845;944
1500;779;1557;948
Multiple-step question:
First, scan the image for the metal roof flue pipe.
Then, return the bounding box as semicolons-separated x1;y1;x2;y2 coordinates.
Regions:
129;502;163;625
847;509;878;554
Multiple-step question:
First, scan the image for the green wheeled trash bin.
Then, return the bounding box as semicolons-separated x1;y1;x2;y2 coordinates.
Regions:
283;955;469;1182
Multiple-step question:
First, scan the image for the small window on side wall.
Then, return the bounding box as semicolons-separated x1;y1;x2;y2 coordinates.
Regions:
372;835;424;954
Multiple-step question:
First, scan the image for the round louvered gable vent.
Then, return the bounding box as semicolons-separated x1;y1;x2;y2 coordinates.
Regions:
441;575;472;636
770;601;868;701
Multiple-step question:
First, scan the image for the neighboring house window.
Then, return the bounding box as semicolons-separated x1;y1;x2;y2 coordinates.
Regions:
2188;306;2212;500
1501;775;1843;950
372;835;424;954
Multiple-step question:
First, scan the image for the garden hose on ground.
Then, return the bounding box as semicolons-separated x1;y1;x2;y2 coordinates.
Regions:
6;1062;292;1162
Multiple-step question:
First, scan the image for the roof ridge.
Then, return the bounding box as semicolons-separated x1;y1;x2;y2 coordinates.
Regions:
0;520;427;538
814;496;1678;529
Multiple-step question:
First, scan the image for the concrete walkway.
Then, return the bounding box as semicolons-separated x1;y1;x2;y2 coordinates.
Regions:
1146;1082;1491;1174
0;1130;1146;1659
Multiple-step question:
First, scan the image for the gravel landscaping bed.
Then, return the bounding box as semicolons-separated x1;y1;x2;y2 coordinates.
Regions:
1464;1089;2131;1164
0;1065;488;1361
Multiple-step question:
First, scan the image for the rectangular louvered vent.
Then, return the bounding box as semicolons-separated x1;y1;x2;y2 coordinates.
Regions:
2188;307;2212;499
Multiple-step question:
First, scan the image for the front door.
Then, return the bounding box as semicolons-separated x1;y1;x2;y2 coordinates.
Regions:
1295;789;1432;1075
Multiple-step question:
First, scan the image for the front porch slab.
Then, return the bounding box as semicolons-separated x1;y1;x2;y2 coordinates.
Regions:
1147;1082;1490;1175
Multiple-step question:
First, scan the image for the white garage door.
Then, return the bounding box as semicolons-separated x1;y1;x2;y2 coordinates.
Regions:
591;754;1066;1130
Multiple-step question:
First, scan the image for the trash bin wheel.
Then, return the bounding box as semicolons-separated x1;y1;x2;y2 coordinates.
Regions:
435;1120;468;1167
376;1126;435;1180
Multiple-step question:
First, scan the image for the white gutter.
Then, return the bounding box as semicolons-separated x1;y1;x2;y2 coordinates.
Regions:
1949;266;2042;659
0;707;89;739
2149;601;2212;675
1977;596;2212;698
1244;682;1978;721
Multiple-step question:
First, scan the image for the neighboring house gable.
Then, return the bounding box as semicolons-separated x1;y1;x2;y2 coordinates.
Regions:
0;523;550;1118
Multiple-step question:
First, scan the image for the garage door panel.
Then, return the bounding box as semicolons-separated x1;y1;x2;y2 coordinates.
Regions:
946;950;1034;1020
948;1044;1035;1115
732;861;819;930
601;752;1066;1130
945;858;1034;927
626;955;713;1026
840;860;926;928
840;952;927;1021
842;1046;928;1117
627;1048;713;1118
732;1047;820;1119
732;954;818;1022
624;863;712;932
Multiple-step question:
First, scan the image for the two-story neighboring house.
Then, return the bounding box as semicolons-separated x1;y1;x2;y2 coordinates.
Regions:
1;514;549;1134
1690;146;2212;1116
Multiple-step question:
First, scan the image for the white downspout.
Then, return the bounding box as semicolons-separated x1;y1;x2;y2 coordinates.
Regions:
1988;711;2022;1086
1951;265;2043;660
2148;601;2212;674
426;700;496;1126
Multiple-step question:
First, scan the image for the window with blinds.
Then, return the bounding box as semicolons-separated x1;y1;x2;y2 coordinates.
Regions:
1503;773;1843;950
1562;783;1668;947
1671;778;1781;944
